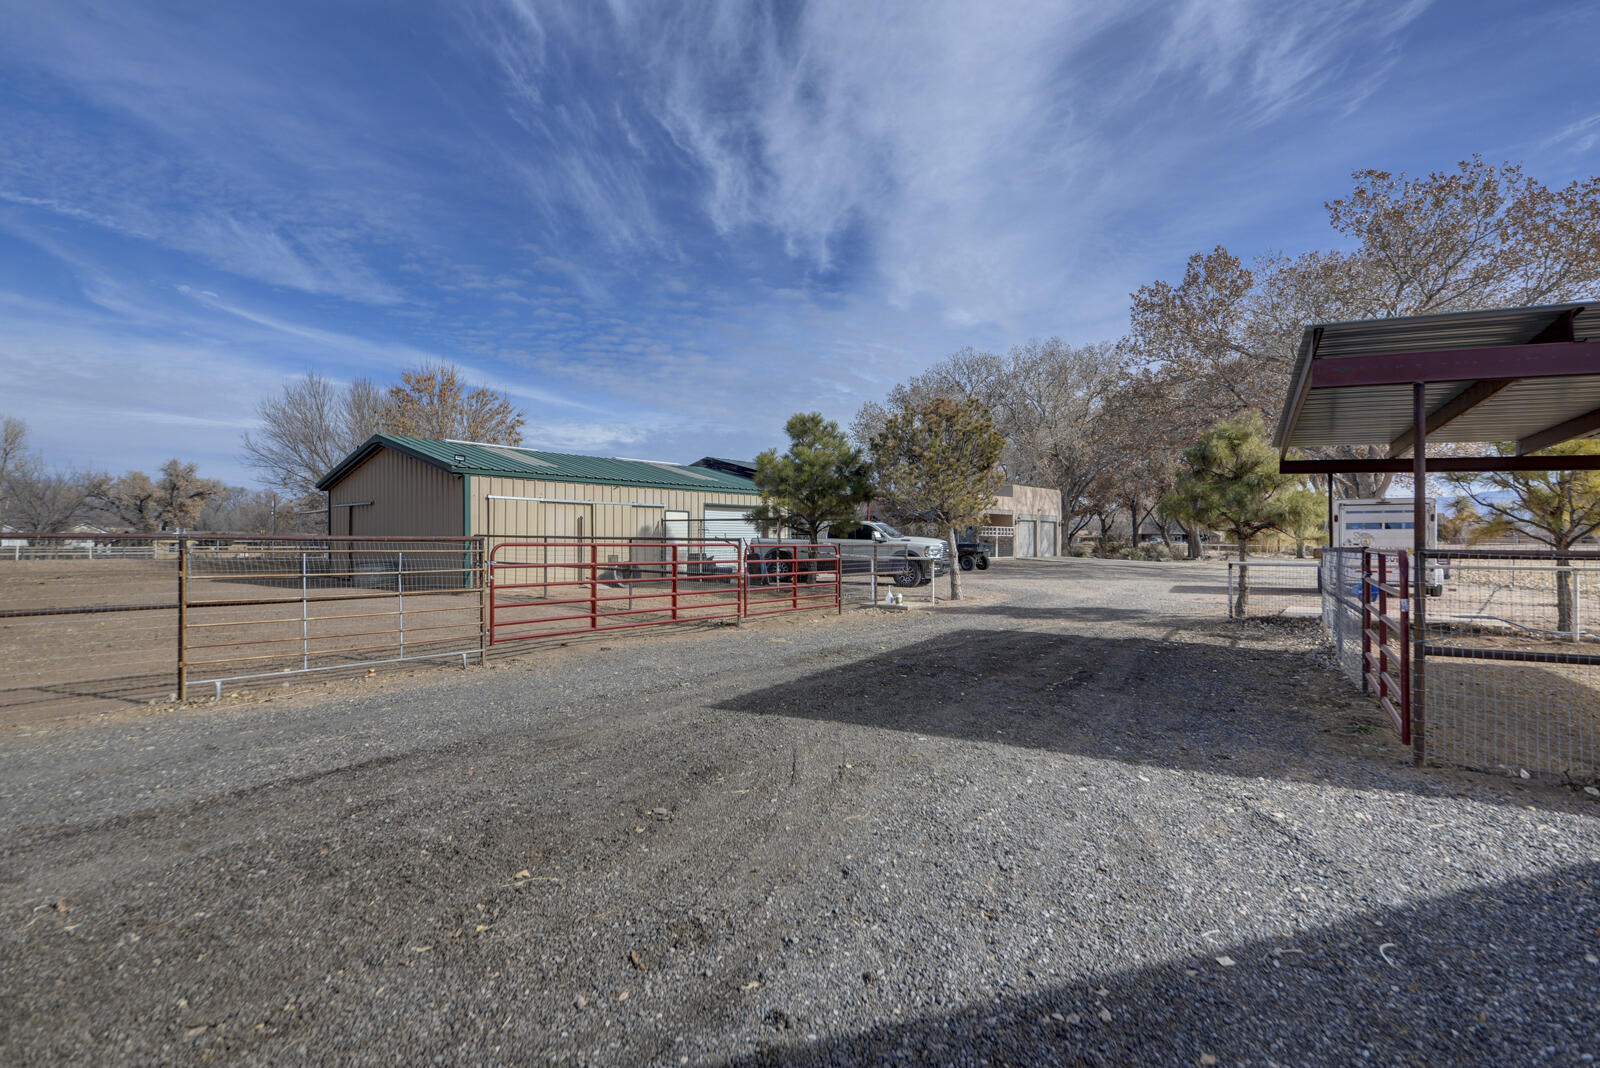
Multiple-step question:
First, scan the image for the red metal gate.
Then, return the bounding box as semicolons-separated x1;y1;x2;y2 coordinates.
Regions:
744;541;842;619
489;539;745;644
1361;549;1411;742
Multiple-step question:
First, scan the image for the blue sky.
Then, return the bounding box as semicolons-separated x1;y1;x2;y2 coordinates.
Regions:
2;1;1597;487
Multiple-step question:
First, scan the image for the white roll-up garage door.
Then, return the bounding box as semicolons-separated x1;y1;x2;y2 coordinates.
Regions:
703;504;761;564
1015;519;1036;558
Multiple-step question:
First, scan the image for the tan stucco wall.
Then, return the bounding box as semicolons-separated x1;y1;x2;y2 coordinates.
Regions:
989;483;1062;521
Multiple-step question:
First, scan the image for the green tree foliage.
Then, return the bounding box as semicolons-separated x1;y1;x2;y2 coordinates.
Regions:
869;396;1005;601
1442;439;1600;632
751;413;872;543
1162;413;1321;614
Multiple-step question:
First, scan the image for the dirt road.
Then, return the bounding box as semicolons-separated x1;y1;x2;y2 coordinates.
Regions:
3;559;1597;1064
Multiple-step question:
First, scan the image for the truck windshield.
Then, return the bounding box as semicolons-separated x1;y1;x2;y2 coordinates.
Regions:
872;522;904;538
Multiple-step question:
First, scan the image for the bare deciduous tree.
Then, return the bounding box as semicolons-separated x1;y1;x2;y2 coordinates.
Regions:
1129;157;1600;497
242;373;389;499
7;468;99;533
385;362;525;444
96;461;225;532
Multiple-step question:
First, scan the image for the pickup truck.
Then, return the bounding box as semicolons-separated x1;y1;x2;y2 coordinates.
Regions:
751;521;950;587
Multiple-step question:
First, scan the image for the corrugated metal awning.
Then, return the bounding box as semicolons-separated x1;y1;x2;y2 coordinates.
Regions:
1274;302;1600;455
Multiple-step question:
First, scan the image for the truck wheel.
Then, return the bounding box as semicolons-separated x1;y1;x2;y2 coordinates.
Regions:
959;555;974;571
974;554;989;570
892;561;922;588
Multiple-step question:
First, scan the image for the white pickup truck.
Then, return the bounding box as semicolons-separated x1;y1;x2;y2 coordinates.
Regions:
750;520;949;587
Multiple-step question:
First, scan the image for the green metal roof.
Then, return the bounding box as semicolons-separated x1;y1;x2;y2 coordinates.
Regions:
317;435;760;495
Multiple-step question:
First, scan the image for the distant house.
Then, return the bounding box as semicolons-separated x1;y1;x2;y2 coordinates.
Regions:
975;484;1063;557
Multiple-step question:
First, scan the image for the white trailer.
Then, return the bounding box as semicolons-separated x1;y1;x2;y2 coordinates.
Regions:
1332;498;1445;594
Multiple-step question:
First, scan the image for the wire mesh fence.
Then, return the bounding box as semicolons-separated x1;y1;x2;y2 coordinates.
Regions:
1225;559;1322;618
1320;548;1366;687
1;534;485;722
1;536;180;719
1419;549;1600;782
182;539;485;701
1314;546;1599;783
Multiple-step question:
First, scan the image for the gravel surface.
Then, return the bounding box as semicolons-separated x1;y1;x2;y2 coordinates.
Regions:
3;557;1598;1065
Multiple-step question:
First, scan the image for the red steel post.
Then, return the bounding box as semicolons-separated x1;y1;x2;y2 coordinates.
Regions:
1377;553;1389;706
1398;551;1411;744
1360;550;1371;694
671;544;679;621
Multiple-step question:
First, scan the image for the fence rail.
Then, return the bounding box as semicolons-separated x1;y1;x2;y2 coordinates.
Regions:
1225;559;1321;618
1306;546;1598;783
1361;550;1411;743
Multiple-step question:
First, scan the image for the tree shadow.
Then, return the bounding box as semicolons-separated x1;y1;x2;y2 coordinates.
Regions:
713;628;1584;809
725;862;1600;1066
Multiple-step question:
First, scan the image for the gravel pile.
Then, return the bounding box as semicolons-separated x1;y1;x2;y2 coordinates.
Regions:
3;558;1597;1065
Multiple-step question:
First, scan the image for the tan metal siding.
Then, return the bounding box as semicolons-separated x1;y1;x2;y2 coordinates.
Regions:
470;476;758;539
326;448;463;537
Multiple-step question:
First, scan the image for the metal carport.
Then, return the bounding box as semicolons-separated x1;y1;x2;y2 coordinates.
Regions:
1273;301;1600;767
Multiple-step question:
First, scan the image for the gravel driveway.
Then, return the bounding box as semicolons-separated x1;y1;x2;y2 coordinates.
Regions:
3;558;1597;1065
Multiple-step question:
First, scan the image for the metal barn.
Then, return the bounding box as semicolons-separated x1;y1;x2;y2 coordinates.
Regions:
316;435;763;542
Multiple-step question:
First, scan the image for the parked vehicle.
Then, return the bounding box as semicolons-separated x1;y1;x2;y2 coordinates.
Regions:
753;521;949;587
956;541;992;571
1332;498;1446;595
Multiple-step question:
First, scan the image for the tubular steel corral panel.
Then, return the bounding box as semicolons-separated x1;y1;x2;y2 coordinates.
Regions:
489;539;746;643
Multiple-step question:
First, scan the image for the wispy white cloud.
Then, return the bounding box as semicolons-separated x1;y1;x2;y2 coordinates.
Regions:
1547;113;1600;154
474;0;1430;334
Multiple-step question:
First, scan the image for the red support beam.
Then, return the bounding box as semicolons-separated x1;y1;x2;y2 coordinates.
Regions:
1387;378;1515;457
1308;341;1600;390
1515;405;1600;455
1280;454;1600;475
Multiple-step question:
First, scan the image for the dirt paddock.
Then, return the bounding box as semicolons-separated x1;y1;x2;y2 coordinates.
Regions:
3;558;1598;1064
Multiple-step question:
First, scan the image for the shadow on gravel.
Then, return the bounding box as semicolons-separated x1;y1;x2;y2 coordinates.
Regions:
725;861;1600;1067
938;605;1153;622
714;628;1570;807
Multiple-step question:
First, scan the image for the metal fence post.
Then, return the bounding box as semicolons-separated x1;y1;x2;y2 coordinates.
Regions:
671;543;679;621
871;543;878;604
1360;550;1371;695
176;536;188;702
589;541;599;629
1398;552;1411;745
479;537;490;662
1228;563;1235;619
397;551;405;658
301;551;309;671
